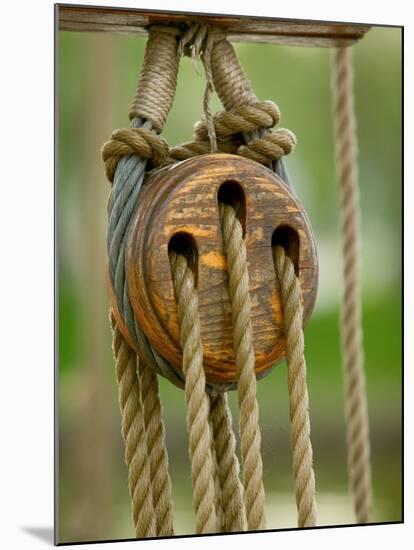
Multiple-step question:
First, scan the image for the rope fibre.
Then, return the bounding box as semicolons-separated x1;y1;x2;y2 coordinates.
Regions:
103;22;316;534
331;47;372;524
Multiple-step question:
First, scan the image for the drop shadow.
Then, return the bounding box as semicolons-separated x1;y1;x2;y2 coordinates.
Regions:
21;526;54;545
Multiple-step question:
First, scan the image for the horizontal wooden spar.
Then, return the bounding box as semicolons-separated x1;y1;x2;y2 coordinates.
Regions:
57;4;370;47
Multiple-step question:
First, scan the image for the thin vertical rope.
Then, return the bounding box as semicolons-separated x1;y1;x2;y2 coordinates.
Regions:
209;421;224;531
137;362;175;535
331;46;372;524
273;246;317;528
111;316;157;537
169;251;218;534
219;202;267;531
209;393;247;532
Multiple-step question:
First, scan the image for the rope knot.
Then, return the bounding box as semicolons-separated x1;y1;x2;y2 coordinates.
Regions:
237;128;297;164
193;101;281;142
102;127;169;183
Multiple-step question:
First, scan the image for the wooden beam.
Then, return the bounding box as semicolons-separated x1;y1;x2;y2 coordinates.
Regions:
58;4;371;47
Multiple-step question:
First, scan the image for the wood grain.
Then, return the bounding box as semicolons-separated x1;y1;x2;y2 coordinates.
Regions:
58;5;370;47
127;154;318;384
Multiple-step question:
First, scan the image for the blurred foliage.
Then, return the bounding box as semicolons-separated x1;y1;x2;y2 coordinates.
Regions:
58;25;402;543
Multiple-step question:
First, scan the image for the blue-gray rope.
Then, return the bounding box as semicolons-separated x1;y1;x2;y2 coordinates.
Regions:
107;117;187;388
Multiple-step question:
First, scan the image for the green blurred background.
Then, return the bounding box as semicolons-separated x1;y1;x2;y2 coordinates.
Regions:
58;25;402;544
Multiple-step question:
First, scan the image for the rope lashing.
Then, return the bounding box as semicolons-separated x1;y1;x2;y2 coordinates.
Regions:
331;46;372;524
129;26;182;131
273;246;317;528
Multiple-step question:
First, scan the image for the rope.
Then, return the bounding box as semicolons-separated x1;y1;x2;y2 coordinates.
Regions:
177;24;226;151
129;26;181;131
209;37;289;179
200;30;219;151
103;25;187;391
219;202;267;531
169;250;218;534
331;46;372;524
104;24;318;537
194;101;280;138
102;127;169;183
111;315;157;537
210;37;257;110
208;41;315;529
137;361;175;535
210;434;224;531
104;26;183;538
273;246;317;528
168;135;240;163
173;35;295;182
209;393;247;532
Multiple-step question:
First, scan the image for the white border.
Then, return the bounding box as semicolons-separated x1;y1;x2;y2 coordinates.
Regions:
0;0;409;548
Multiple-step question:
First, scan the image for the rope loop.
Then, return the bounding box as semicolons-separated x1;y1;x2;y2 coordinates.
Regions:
102;128;169;182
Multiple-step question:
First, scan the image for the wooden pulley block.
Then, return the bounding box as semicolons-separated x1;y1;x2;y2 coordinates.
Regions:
127;154;318;385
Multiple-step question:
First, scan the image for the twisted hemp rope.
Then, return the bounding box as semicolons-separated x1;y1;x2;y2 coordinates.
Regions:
169;251;218;534
273;246;317;527
111;314;156;537
219;202;266;530
209;393;247;532
331;46;372;524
